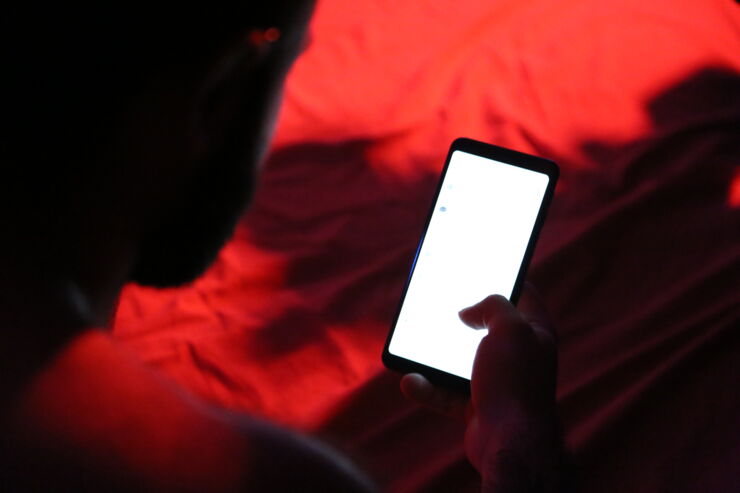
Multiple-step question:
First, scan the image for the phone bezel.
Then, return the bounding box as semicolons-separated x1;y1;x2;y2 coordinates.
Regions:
381;137;559;394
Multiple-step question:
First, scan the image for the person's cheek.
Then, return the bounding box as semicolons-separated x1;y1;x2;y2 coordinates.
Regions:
256;85;285;171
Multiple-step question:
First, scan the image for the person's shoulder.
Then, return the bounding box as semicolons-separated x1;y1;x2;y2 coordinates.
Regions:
1;330;244;489
2;329;376;492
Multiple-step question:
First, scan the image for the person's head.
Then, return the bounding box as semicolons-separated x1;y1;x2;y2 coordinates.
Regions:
1;3;314;291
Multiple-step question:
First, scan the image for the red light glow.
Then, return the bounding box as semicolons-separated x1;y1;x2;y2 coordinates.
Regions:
730;167;740;208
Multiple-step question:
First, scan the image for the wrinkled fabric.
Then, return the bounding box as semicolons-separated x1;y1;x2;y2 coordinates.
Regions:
113;1;740;491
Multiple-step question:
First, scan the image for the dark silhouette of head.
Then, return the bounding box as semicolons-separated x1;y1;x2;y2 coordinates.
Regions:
1;4;314;289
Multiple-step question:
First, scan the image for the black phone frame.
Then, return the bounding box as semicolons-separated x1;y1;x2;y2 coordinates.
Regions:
381;137;559;395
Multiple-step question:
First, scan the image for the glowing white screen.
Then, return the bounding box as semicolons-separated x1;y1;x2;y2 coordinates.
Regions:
388;150;550;379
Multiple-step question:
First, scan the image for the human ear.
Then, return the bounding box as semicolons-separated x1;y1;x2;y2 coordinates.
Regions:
190;29;288;163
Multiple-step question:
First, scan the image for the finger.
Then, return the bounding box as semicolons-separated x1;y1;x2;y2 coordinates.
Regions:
518;282;556;346
458;295;528;342
400;373;469;421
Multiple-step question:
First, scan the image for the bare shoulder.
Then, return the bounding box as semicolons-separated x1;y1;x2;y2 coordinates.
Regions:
2;330;375;492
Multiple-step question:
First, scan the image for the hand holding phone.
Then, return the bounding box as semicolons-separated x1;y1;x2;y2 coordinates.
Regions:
382;138;558;393
399;283;555;417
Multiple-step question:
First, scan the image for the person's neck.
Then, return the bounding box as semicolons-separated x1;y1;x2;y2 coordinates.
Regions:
0;239;133;407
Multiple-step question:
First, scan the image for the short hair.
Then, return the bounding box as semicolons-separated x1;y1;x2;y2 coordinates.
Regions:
0;0;308;151
0;3;311;205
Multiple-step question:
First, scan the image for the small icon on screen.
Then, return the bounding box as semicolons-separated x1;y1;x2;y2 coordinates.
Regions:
439;206;447;212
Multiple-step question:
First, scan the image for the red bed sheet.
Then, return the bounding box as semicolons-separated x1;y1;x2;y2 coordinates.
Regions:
113;1;740;491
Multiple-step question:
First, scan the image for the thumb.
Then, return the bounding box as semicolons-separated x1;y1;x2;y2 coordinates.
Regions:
458;294;523;332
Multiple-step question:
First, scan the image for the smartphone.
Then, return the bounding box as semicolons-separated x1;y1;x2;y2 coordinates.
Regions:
382;138;558;393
